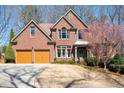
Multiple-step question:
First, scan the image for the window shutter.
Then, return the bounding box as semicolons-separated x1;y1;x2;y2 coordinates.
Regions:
67;31;70;39
59;31;61;39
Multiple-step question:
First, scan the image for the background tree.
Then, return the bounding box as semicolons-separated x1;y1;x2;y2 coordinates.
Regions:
19;5;43;26
99;6;108;23
107;6;117;24
0;6;12;43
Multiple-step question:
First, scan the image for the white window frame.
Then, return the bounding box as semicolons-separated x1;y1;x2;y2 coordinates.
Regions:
30;26;35;38
56;46;71;58
58;28;70;40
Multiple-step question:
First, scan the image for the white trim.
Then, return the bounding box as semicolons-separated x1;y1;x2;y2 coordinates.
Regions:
74;40;89;45
56;46;71;58
58;28;70;40
51;16;74;28
11;20;34;42
11;20;53;42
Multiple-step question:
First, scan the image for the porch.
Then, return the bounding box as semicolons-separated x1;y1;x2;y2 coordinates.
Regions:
74;40;89;62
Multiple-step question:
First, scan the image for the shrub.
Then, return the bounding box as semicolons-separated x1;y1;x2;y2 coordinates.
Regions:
84;57;97;66
54;60;75;64
111;54;124;65
5;44;15;63
109;64;124;74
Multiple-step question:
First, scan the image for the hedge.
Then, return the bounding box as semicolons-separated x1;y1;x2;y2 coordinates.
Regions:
109;64;124;74
54;60;75;64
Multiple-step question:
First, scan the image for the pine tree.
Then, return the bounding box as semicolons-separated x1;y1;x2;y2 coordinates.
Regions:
10;28;14;42
5;43;15;63
5;28;15;63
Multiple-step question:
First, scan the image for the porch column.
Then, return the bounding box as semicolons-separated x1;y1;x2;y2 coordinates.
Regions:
75;46;78;62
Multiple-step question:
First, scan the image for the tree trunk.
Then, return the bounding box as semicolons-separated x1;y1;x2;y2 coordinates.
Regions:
104;62;107;70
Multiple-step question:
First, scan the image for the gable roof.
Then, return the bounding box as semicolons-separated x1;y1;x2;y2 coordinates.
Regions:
11;20;53;42
39;23;53;35
51;16;75;29
64;9;88;28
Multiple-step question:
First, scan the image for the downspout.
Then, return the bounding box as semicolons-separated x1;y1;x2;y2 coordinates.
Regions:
32;46;35;64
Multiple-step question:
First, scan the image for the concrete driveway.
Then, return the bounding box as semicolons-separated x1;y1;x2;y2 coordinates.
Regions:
0;64;124;88
0;64;47;88
35;64;124;88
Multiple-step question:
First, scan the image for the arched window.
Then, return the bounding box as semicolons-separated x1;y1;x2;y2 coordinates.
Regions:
58;27;70;39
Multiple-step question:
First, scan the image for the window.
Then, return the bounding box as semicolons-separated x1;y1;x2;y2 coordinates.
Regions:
30;26;35;37
62;48;66;57
57;49;61;57
57;46;71;58
78;31;83;39
58;28;70;39
67;49;71;57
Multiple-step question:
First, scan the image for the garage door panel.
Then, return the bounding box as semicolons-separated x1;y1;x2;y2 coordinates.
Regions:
16;51;32;64
35;50;50;64
16;50;50;64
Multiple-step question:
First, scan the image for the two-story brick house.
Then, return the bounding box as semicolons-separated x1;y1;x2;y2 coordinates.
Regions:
12;9;89;64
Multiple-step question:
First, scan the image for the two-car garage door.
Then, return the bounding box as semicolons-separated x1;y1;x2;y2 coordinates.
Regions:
16;50;50;64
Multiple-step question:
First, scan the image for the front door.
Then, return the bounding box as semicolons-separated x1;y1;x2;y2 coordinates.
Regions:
77;47;87;59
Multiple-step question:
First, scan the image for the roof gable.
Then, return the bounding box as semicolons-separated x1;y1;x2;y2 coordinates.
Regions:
51;16;75;29
12;20;53;42
39;23;53;35
65;9;88;28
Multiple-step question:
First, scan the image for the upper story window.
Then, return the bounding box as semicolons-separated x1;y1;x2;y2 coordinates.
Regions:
30;26;35;37
78;31;83;40
58;27;70;39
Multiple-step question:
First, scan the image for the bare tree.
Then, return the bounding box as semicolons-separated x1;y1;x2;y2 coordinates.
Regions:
0;6;12;43
99;6;108;23
107;6;117;23
77;6;97;24
116;5;123;25
19;5;43;26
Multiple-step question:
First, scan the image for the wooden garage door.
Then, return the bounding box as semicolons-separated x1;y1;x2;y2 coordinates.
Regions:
35;50;50;64
16;50;32;64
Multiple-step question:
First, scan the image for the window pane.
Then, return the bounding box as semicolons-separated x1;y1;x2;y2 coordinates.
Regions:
78;31;82;39
62;32;66;38
57;49;61;57
62;49;66;57
61;28;67;39
67;49;71;57
31;27;35;36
